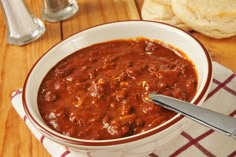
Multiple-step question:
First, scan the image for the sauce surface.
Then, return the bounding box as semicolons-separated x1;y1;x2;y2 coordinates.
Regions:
38;38;197;140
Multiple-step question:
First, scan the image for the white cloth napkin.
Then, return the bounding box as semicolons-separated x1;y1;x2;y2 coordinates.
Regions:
11;62;236;157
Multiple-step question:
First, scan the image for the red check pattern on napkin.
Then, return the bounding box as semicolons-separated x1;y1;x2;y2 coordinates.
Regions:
11;62;236;157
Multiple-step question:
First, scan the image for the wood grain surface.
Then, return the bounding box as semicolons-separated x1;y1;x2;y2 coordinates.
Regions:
0;0;235;157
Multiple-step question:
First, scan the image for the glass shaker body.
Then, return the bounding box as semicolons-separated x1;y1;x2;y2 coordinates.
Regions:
0;0;46;46
42;0;79;22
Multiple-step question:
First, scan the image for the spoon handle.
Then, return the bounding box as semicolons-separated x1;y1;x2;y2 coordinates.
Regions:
149;93;236;140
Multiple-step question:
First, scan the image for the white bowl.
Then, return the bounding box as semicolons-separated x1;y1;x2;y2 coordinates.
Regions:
23;21;212;156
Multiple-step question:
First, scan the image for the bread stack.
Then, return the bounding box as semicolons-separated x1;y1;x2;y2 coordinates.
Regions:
142;0;236;39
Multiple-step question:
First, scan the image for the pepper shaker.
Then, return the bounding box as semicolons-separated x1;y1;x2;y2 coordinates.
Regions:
42;0;79;22
0;0;46;46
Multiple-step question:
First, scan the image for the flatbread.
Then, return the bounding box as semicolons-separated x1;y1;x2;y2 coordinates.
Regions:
141;0;191;31
172;0;236;38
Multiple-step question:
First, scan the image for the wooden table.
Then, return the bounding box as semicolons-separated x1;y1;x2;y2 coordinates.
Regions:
0;0;235;156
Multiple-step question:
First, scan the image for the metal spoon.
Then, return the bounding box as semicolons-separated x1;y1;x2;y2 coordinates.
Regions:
149;93;236;140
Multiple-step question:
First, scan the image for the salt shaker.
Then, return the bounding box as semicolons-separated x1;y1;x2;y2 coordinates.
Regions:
42;0;79;22
0;0;46;46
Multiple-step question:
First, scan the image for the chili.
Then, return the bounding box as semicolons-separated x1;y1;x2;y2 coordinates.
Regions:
38;38;197;140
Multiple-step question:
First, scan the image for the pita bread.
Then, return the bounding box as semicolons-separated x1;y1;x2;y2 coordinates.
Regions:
141;0;191;31
172;0;236;39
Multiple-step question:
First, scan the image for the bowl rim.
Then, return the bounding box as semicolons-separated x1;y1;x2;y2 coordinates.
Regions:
22;20;212;146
